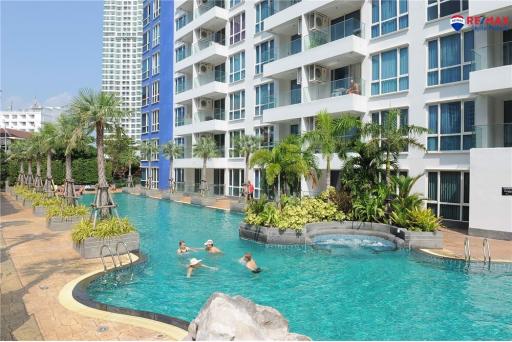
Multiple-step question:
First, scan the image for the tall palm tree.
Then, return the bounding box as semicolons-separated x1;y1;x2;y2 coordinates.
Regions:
363;109;428;185
193;136;219;195
30;132;45;192
161;140;183;190
25;137;35;189
39;123;58;196
120;142;138;188
140;141;157;189
234;135;261;185
71;89;125;217
7;140;27;185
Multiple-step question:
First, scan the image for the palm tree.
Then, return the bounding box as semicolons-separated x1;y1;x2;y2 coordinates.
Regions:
340;141;386;193
363;109;428;185
7;140;27;185
120;142;138;188
161;140;183;191
234;135;261;186
39;123;58;196
71;89;125;217
193;136;219;195
140;141;157;189
30;132;45;192
25;137;35;189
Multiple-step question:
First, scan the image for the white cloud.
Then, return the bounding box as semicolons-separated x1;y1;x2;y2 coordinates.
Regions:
43;92;73;108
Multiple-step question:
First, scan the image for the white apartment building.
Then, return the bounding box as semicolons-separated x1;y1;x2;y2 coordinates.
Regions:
0;102;61;132
173;0;512;238
102;0;143;141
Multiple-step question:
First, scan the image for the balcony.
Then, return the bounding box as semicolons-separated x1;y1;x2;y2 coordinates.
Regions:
265;0;330;34
263;78;367;123
194;0;225;19
174;113;228;136
474;123;512;148
176;4;228;41
194;70;226;87
264;27;366;79
470;42;512;94
176;40;228;73
469;0;512;16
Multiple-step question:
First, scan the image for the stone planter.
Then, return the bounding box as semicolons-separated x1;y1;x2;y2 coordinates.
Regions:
191;196;216;207
47;216;87;231
402;230;444;249
73;232;140;259
230;201;246;212
239;223;306;244
33;206;47;217
23;199;33;208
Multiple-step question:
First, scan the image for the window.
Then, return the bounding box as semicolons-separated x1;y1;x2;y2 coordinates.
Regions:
331;10;361;41
255;83;275;116
150;167;159;189
228;169;245;196
427;171;469;221
427;100;475;151
254;169;262;198
255;0;274;33
175;168;185;191
229;51;245;83
230;0;242;8
229;12;245;45
255;126;274;148
152;81;160;103
176;45;189;62
371;108;409;151
142;85;150;106
142;112;149;133
143;31;150;52
427;0;468;21
371;0;408;38
229;90;245;120
371;47;409;95
151;110;159;132
290;124;300;135
255;40;274;74
143;4;150;26
151;139;159;161
152;52;160;75
229;130;244;157
176;14;189;30
152;24;160;47
153;0;160;18
175;107;186;126
214;98;225;120
175;76;187;94
142;58;150;79
427;31;474;86
174;138;185;159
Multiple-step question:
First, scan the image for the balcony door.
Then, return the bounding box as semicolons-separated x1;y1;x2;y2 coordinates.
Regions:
505;100;512;147
213;169;225;196
503;29;512;66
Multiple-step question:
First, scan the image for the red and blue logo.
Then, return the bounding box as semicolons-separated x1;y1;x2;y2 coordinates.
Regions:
450;15;465;31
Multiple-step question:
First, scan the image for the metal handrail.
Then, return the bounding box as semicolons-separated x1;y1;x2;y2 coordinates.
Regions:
464;237;471;262
483;238;491;264
115;241;133;267
100;245;117;271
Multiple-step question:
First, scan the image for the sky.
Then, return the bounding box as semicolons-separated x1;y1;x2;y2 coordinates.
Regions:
1;0;103;110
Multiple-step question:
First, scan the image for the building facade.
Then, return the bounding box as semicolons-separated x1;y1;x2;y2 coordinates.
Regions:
140;0;174;189
0;102;62;132
171;0;511;237
102;0;143;141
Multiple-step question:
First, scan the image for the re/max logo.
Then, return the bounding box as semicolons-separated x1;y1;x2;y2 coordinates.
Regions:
466;16;509;26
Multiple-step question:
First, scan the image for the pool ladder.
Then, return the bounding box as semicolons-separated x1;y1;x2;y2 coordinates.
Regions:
100;242;133;272
464;237;471;262
463;237;491;265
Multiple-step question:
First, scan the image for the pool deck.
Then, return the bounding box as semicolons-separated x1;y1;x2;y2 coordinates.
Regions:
0;192;186;341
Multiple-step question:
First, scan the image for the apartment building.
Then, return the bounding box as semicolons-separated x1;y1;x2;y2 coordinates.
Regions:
140;0;174;189
0;101;62;132
172;0;512;238
102;0;143;141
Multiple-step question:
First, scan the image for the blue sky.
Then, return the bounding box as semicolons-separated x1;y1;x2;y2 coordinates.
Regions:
1;0;103;110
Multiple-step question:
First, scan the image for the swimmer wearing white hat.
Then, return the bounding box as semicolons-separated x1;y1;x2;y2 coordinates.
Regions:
204;239;222;254
187;258;217;278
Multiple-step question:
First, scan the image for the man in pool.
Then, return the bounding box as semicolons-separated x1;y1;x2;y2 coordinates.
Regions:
187;258;217;278
240;252;261;273
204;239;222;254
177;240;199;254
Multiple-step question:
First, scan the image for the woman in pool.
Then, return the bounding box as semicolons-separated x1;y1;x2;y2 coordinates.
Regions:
187;258;217;278
176;240;199;254
240;252;261;273
204;239;222;254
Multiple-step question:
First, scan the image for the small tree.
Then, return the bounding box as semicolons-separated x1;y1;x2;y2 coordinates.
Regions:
140;141;157;189
193;136;219;196
234;135;261;186
7;140;27;185
161;140;183;191
39;123;58;196
120;142;138;188
30;132;45;192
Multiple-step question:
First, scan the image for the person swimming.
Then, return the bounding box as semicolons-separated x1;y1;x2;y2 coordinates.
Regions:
186;258;217;278
204;239;222;254
239;252;261;273
177;240;198;254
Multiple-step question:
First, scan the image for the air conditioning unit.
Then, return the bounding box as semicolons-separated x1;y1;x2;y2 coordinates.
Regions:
198;63;213;74
296;68;302;85
198;28;212;40
308;64;328;83
197;98;213;110
297;18;302;35
307;12;328;31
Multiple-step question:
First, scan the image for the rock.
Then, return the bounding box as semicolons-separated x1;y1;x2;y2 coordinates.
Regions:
185;292;310;341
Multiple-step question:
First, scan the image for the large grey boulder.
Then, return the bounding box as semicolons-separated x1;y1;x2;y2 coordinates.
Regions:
185;292;310;341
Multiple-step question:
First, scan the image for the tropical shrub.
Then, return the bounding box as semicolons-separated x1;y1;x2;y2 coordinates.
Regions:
352;185;388;223
47;204;89;219
392;207;441;232
32;196;63;208
71;217;136;243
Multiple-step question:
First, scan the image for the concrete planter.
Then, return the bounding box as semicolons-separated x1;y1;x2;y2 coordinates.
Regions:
23;199;33;208
239;223;306;244
229;201;246;212
191;196;216;207
73;232;140;259
33;206;47;217
402;230;444;249
47;216;87;231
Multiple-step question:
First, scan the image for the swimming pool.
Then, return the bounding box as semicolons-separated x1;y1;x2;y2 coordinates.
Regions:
84;194;512;340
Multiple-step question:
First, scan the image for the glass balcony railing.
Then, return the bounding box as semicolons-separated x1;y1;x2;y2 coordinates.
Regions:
304;18;364;50
474;123;512;148
195;110;226;121
270;0;301;16
175;81;192;94
275;36;302;59
192;39;225;54
175;13;192;31
473;42;512;70
272;88;302;107
193;71;226;86
176;47;191;62
303;77;365;102
194;0;225;18
175;116;192;127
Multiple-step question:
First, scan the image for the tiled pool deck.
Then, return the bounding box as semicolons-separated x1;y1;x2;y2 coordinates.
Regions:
1;191;511;340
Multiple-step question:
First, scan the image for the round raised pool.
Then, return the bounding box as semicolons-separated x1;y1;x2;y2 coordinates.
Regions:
83;194;512;340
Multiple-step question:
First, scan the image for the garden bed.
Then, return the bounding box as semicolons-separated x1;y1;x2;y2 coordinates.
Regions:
47;215;88;231
73;231;140;259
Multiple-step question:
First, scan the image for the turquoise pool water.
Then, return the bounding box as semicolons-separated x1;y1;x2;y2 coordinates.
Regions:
84;194;512;340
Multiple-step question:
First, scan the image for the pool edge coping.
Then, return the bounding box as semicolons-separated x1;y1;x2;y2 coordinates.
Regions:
419;248;512;264
58;253;189;340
